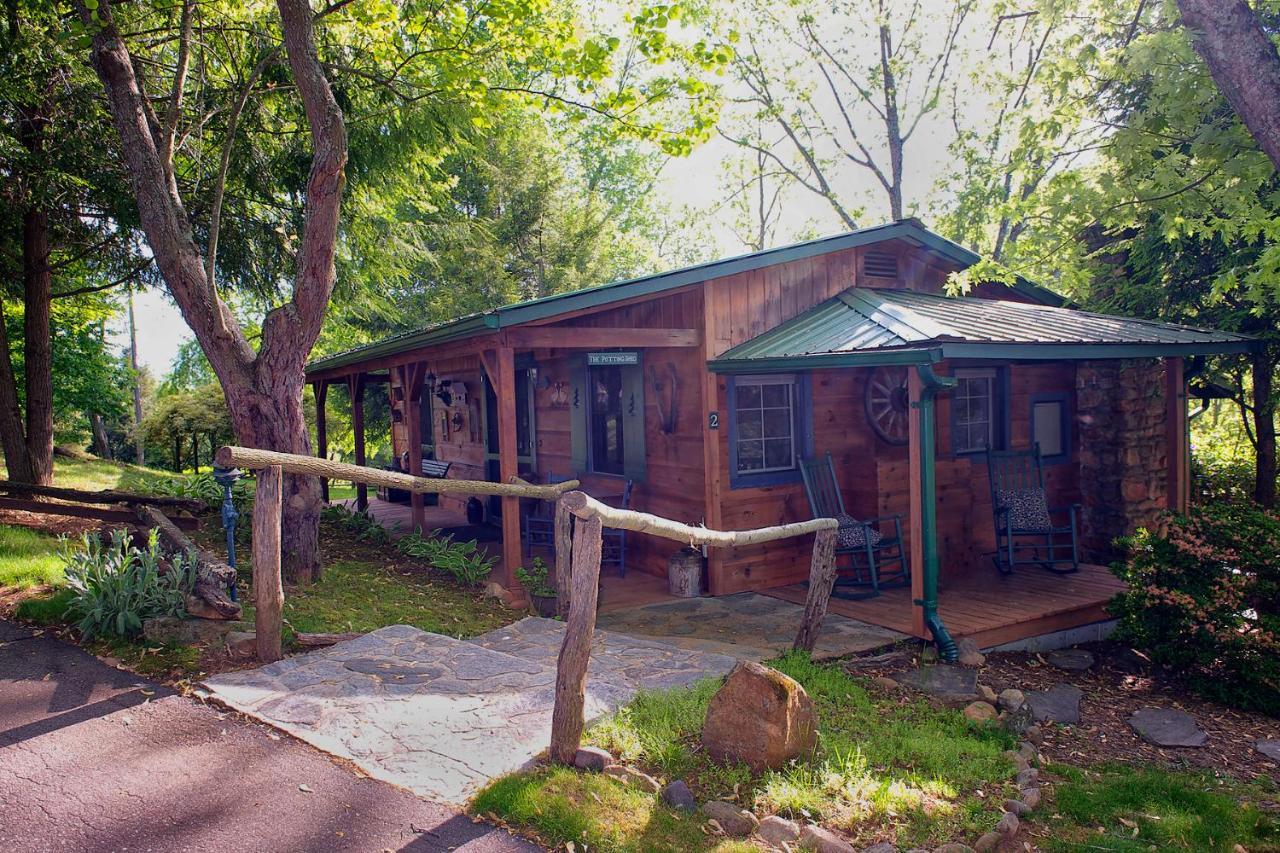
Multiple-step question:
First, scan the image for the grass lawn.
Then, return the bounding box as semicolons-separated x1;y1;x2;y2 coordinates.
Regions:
0;524;67;588
0;455;180;495
475;653;1020;851
1040;763;1278;852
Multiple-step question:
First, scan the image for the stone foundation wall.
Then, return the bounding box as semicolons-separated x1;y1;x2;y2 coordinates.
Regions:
1075;359;1169;563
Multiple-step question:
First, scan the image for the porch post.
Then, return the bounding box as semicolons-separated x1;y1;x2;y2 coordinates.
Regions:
496;345;523;590
313;380;329;503
348;373;367;512
907;370;926;639
1165;357;1189;513
909;365;957;660
403;364;426;532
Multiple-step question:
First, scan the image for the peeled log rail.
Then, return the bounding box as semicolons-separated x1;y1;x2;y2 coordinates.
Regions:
0;480;205;512
548;514;603;764
791;527;838;652
216;445;578;500
559;490;838;547
134;504;241;620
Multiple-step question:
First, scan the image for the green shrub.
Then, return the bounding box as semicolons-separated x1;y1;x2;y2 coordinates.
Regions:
515;557;555;597
62;529;195;640
321;503;391;544
396;529;495;586
156;471;253;514
1109;503;1280;714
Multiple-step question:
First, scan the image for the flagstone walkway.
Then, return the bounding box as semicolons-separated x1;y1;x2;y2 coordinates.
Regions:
201;618;738;804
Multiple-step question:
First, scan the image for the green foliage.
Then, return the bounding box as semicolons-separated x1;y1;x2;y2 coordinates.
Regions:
1043;763;1277;851
14;587;76;625
396;528;495;586
62;529;195;640
139;382;233;471
1110;504;1280;713
321;503;392;545
514;556;555;597
0;523;67;589
155;471;253;515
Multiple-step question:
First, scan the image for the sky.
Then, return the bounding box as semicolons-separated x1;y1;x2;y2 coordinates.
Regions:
118;0;1008;377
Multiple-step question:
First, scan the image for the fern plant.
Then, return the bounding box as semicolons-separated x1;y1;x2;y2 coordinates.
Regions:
62;529;195;640
396;529;495;586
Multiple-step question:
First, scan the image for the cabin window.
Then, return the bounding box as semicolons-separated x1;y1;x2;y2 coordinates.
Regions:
728;374;812;488
952;367;1006;454
588;365;626;475
1031;394;1070;462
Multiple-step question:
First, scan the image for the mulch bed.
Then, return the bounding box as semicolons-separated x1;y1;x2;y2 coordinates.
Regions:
0;506;104;538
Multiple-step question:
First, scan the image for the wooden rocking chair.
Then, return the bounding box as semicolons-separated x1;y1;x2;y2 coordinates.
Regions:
986;445;1080;575
800;453;909;600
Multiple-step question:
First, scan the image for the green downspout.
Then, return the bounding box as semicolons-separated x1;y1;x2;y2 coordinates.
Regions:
914;365;958;662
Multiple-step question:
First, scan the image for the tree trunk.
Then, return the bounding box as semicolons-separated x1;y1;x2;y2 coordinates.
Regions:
1177;0;1280;172
128;285;144;465
1252;350;1277;507
22;207;53;485
91;414;112;459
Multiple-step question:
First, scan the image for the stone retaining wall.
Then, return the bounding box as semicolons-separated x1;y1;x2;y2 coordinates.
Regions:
1075;359;1169;563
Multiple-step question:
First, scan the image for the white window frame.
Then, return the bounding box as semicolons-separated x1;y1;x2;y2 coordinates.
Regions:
953;367;997;454
733;373;798;475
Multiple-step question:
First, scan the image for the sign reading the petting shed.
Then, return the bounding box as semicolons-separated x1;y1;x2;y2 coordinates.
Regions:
587;351;639;366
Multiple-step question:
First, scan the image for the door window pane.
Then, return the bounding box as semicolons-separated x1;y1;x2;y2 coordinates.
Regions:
954;372;994;453
588;365;625;475
1033;400;1065;458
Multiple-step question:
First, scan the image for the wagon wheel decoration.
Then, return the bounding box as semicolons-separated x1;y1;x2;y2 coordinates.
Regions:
865;365;911;446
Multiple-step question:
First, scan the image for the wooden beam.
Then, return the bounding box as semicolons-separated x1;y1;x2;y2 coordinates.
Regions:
0;496;200;530
1165;356;1189;513
907;368;926;639
554;498;573;619
496;345;522;589
347;373;367;511
252;464;284;663
403;363;426;532
0;481;204;511
306;335;497;384
314;381;329;503
504;327;699;350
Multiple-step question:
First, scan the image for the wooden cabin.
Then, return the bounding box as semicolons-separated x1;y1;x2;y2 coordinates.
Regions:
305;219;1254;647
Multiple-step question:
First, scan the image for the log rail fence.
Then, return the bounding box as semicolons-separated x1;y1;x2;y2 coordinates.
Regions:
214;445;841;765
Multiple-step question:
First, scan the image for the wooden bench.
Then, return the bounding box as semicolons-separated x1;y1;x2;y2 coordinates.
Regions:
379;459;452;503
419;459;451;479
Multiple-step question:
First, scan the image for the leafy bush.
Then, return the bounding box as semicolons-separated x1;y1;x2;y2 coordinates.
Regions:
1109;503;1280;714
156;471;254;514
516;557;555;597
321;503;391;544
1192;451;1258;505
62;529;196;640
396;529;495;586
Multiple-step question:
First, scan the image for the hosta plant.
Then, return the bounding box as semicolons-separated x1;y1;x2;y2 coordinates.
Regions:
62;529;196;640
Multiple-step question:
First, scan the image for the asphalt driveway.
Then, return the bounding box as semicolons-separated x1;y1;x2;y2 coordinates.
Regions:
0;619;539;852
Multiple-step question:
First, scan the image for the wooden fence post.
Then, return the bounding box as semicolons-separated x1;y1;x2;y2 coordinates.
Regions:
792;527;838;653
549;514;603;764
253;464;284;663
553;497;573;619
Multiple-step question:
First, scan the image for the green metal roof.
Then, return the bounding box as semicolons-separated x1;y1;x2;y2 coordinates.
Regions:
306;219;1062;376
708;287;1256;372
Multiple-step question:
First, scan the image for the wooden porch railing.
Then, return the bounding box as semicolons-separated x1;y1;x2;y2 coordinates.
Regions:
215;445;840;765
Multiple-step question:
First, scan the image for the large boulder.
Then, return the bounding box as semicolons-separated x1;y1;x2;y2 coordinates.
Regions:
701;661;817;772
143;616;251;646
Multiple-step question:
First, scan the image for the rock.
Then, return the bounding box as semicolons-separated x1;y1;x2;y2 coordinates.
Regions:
702;800;759;837
1023;725;1044;746
701;661;817;772
963;701;998;723
1046;648;1095;671
501;591;529;611
862;843;896;853
1017;742;1036;762
143;616;250;646
483;581;508;600
974;832;1003;853
1001;700;1035;737
660;780;696;812
1003;750;1030;772
1111;646;1150;674
893;665;979;706
977;684;999;704
1256;739;1280;761
931;844;975;853
1019;787;1041;808
572;746;613;772
603;764;661;793
956;637;986;667
184;592;236;621
996;811;1019;836
874;676;901;692
1025;683;1083;725
1004;798;1033;816
997;688;1025;712
225;631;257;659
798;823;855;852
758;815;800;846
1015;768;1039;788
1128;707;1207;748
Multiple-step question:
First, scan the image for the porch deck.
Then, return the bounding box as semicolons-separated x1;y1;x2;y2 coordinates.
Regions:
766;562;1125;648
334;496;469;533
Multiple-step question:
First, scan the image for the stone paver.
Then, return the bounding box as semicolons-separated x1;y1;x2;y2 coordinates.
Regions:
1256;740;1280;761
1025;683;1083;725
1129;707;1206;747
203;618;737;804
893;665;979;704
1046;648;1095;671
596;592;906;660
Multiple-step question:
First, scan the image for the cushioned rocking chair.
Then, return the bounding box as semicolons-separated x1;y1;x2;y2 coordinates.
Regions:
986;445;1080;575
800;453;909;600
